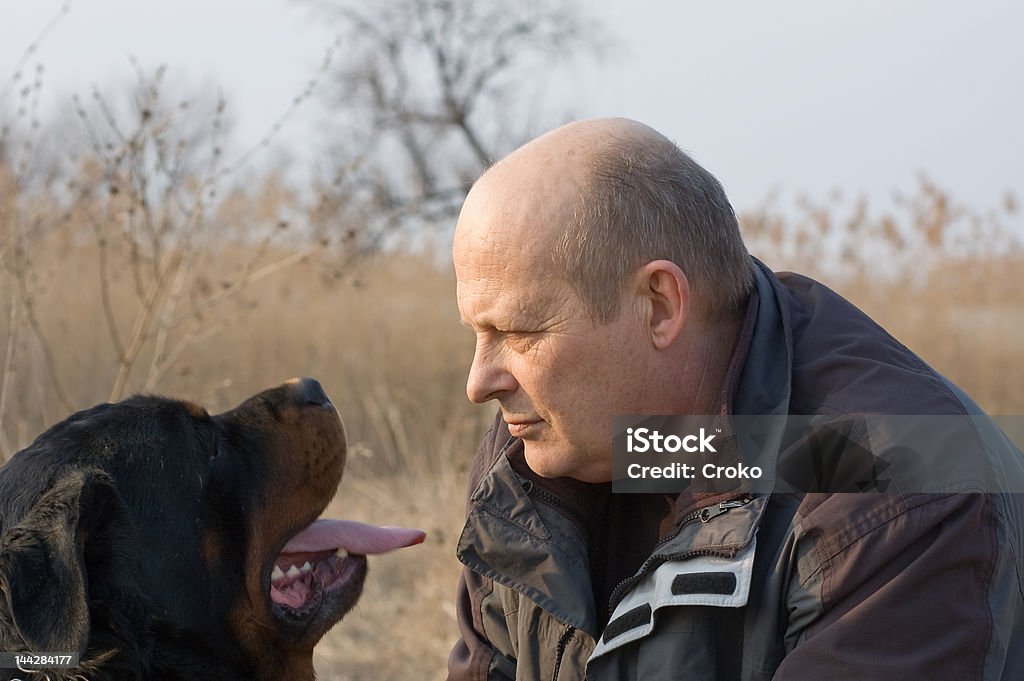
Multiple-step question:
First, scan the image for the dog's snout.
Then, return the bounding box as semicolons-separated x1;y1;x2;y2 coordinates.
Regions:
289;377;332;407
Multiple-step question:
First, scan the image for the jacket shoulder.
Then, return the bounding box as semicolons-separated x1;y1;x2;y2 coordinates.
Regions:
773;271;970;416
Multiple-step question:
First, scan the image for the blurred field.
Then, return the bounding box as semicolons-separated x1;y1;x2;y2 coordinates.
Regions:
1;178;1023;680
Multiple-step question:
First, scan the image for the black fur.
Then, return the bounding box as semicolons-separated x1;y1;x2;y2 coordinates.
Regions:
0;381;348;680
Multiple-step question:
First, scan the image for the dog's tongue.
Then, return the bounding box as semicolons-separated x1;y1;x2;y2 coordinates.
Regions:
281;519;425;555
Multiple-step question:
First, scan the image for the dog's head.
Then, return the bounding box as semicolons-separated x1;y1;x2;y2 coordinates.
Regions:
0;378;424;680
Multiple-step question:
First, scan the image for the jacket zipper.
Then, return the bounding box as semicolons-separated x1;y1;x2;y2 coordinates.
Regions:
607;496;754;610
693;497;753;524
551;625;576;681
517;480;582;681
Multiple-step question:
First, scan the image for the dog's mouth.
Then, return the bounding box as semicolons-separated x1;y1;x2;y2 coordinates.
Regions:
267;519;424;637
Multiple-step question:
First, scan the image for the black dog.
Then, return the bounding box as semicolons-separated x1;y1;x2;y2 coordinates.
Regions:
0;378;424;680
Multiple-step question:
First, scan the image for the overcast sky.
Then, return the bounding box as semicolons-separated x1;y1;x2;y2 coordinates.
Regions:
1;0;1021;214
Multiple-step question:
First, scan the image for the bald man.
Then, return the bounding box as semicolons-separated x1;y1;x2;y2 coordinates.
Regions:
448;118;1024;681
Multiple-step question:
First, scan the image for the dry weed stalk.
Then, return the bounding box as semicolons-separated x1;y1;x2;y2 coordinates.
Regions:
0;52;356;439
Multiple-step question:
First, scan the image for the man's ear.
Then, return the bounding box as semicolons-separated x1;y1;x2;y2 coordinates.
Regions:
0;470;123;654
635;260;690;349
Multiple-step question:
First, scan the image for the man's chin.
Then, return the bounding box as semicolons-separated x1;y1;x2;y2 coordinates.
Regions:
522;441;612;483
522;442;564;478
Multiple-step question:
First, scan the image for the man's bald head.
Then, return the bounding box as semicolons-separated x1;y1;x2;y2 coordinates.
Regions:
486;117;660;178
458;117;754;323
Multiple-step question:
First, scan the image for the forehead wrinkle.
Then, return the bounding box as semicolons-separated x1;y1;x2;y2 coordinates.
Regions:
456;209;562;286
457;261;570;333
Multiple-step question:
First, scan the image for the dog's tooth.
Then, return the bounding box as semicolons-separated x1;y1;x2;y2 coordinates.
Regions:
271;565;284;581
335;548;348;559
301;561;312;574
287;565;301;579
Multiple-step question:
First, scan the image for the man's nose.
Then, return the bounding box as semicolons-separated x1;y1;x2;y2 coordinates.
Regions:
466;339;517;404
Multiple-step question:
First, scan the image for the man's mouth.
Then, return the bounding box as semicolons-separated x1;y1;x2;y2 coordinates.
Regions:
504;417;543;438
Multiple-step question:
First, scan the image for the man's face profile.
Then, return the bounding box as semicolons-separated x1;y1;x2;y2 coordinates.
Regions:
453;152;654;484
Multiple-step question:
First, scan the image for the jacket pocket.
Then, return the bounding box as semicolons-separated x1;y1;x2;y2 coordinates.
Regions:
488;650;517;680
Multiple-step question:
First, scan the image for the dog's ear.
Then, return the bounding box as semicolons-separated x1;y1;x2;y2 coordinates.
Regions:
0;470;124;653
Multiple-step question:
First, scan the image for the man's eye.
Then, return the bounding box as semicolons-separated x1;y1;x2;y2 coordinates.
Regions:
504;331;538;352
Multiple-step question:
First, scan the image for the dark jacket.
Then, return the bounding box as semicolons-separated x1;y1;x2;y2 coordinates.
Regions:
447;262;1024;681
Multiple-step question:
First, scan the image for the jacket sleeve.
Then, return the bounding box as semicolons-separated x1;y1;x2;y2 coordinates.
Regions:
448;415;517;681
448;568;503;681
774;492;1002;681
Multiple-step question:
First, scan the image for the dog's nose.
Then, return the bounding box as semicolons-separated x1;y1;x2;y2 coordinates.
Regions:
291;377;332;408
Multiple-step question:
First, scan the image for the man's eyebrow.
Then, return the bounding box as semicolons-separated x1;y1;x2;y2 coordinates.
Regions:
459;317;498;332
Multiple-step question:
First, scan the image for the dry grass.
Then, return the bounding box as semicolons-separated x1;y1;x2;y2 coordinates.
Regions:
1;176;1022;679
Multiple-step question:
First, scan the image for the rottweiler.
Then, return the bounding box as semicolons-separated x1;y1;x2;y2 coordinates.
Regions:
0;378;424;680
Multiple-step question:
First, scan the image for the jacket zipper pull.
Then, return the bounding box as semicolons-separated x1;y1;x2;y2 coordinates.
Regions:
699;496;753;523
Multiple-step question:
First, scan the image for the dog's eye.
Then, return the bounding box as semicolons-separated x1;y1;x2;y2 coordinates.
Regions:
210;437;224;461
259;396;282;420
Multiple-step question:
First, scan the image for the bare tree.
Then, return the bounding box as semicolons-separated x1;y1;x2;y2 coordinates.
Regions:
303;0;603;242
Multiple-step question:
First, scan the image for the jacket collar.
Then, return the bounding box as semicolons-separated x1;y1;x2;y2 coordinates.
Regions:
457;440;602;636
734;259;793;418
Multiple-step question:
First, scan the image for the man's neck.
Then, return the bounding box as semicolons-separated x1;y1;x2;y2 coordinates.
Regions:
674;312;745;415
